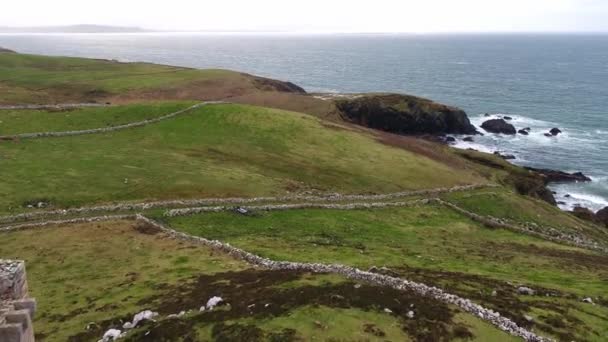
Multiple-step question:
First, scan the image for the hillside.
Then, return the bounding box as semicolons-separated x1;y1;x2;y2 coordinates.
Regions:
1;52;607;342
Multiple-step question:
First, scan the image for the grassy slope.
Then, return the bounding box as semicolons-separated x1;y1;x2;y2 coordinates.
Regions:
0;101;194;135
0;53;281;105
0;103;483;214
0;221;519;342
163;205;608;341
0;220;248;341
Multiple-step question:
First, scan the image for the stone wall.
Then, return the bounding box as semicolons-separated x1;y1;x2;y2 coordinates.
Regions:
136;215;550;342
0;260;36;342
0;184;494;224
0;102;223;140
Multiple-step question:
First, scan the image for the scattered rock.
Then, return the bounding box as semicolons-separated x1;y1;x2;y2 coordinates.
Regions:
582;297;594;304
353;283;362;289
484;113;490;117
517;286;535;296
524;315;534;323
86;322;99;331
544;133;553;137
517;129;529;135
549;128;562;136
383;308;393;313
368;266;399;277
406;310;415;319
101;329;123;341
557;201;566;205
481;119;516;134
522;127;531;132
463;136;474;142
503;116;513;120
491;290;497;297
206;296;223;310
565;194;571;198
445;136;456;143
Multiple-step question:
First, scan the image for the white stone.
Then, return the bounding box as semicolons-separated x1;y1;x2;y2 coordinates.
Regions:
101;329;122;341
206;296;223;310
407;310;415;319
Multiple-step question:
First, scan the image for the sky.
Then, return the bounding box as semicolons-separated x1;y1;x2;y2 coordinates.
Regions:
2;0;608;33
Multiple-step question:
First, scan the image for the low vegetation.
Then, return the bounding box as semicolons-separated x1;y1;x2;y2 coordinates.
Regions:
162;204;608;341
1;52;607;341
0;103;483;215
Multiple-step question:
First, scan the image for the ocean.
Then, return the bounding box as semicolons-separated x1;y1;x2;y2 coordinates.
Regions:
1;33;607;211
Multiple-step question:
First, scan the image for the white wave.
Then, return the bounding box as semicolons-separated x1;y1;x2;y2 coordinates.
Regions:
451;140;494;154
554;190;608;212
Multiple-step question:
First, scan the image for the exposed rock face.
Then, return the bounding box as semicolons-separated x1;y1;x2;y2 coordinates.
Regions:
0;47;15;53
595;207;608;227
571;207;598;223
481;119;516;135
250;75;306;93
335;94;477;135
525;167;592;184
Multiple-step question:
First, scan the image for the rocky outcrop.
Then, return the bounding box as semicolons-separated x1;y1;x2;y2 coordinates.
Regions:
525;168;591;184
596;207;608;227
549;128;562;136
571;207;598;223
335;94;477;135
250;75;306;94
481;119;516;135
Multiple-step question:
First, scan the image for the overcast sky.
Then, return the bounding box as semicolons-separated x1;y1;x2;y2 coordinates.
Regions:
2;0;608;33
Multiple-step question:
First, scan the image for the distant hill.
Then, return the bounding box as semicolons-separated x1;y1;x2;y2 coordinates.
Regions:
0;25;148;33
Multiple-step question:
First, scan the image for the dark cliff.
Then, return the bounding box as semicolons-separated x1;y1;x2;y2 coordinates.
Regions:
335;94;477;135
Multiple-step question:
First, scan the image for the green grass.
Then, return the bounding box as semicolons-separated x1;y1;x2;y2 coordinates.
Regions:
163;205;608;297
0;101;194;135
164;205;608;341
0;103;483;214
0;53;246;104
0;220;248;341
442;187;608;245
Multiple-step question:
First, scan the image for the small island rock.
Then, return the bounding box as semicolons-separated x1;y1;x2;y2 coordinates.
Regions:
481;119;516;135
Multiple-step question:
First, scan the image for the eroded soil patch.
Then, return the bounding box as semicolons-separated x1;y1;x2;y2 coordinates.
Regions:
74;269;475;341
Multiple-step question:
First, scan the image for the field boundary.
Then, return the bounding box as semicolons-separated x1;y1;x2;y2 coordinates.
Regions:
0;103;109;110
135;214;550;342
0;101;224;140
0;184;493;224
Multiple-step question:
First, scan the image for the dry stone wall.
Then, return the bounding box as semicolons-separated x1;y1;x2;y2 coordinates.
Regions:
0;103;108;110
0;184;494;224
0;102;223;140
136;215;551;342
0;260;36;342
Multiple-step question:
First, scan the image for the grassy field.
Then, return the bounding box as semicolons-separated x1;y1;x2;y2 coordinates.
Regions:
2;52;607;341
0;101;195;135
0;52;317;107
0;103;484;215
0;220;521;342
163;204;608;341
